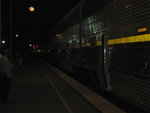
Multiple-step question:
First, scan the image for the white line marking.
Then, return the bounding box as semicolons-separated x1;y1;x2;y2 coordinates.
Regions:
50;66;126;113
46;74;74;113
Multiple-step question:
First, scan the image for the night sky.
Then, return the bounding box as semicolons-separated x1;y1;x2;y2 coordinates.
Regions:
2;0;79;49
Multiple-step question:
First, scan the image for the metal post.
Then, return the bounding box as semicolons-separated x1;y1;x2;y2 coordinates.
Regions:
10;0;12;63
0;0;1;46
79;2;82;67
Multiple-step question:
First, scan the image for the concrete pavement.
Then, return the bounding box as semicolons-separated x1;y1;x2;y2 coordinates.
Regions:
0;63;101;113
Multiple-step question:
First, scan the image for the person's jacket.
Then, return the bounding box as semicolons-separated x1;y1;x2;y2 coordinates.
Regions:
0;55;12;78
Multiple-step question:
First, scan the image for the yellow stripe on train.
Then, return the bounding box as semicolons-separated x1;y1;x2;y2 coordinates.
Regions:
108;33;150;45
73;33;150;48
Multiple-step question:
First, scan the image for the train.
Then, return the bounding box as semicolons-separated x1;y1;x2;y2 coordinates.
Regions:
47;0;150;112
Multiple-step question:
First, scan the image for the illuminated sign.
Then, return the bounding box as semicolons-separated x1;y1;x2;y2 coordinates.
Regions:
2;40;5;44
16;34;19;37
137;27;147;33
29;44;32;47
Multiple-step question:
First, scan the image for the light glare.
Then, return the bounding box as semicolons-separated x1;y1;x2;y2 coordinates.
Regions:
29;44;32;47
2;41;5;44
16;34;19;37
29;6;35;12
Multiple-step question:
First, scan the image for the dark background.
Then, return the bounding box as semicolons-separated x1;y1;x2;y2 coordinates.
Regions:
1;0;79;50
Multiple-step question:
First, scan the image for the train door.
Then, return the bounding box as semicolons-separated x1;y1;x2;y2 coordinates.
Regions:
66;43;72;72
102;35;111;91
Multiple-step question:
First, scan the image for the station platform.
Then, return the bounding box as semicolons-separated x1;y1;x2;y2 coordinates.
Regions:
0;63;125;113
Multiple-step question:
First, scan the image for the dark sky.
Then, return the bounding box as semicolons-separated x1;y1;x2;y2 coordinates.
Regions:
2;0;79;47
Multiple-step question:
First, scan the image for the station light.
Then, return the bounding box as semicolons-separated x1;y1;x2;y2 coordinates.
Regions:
37;49;41;53
29;6;35;12
2;40;5;44
137;27;147;33
16;34;19;38
29;44;32;47
109;47;113;50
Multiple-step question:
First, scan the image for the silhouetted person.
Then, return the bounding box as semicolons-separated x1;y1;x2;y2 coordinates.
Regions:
0;48;12;103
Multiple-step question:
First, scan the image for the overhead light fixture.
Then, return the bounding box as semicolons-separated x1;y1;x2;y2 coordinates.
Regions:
2;40;6;44
29;6;35;12
16;34;19;38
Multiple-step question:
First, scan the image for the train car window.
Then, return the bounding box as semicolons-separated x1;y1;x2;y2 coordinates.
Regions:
91;37;96;47
110;45;131;74
102;35;111;88
71;48;80;63
110;43;150;76
133;46;150;75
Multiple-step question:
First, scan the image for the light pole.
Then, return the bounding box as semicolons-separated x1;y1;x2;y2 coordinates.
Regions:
0;0;1;47
29;6;35;12
10;0;12;63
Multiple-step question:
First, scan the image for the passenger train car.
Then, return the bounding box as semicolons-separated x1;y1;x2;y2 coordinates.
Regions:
48;0;150;111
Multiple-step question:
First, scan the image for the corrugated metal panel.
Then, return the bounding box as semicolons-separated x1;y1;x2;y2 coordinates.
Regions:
81;0;107;44
52;0;150;110
111;0;150;27
111;72;150;109
81;0;150;41
108;0;150;110
110;43;150;110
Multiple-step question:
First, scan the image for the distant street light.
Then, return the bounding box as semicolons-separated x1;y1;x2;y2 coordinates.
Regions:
29;6;35;12
2;40;6;44
16;34;19;38
29;44;32;47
